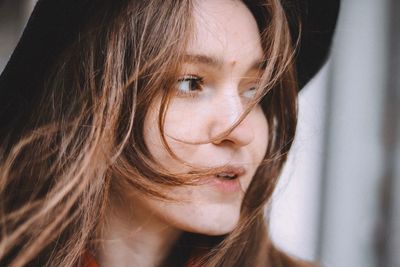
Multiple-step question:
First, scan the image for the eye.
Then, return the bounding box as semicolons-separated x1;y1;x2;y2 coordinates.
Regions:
176;75;204;96
242;86;258;99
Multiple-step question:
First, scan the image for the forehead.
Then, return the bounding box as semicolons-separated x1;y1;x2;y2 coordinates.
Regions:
188;0;263;68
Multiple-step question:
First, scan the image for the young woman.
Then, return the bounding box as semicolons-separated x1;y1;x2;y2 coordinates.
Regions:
0;0;339;266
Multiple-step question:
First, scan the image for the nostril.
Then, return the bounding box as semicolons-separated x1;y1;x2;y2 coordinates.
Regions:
210;119;254;147
208;92;255;147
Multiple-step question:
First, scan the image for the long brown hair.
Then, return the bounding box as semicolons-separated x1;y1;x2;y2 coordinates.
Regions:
0;0;307;266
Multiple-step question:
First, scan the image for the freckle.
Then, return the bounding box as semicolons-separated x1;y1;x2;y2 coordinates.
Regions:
186;189;193;196
230;60;237;67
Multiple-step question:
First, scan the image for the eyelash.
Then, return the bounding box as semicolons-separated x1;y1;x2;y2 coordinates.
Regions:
176;75;204;97
176;75;260;100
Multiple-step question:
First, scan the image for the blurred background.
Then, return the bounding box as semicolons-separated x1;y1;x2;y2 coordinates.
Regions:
1;1;399;267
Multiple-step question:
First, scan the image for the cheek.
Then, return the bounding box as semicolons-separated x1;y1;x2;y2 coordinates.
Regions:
251;106;269;160
143;120;200;172
237;107;268;189
143;100;211;169
141;187;243;236
143;104;186;169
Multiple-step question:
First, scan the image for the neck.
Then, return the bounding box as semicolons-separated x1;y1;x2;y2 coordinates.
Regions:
95;195;182;267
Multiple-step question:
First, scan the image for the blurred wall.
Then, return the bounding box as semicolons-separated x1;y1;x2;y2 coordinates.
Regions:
0;0;35;73
272;1;400;267
317;0;388;266
270;62;329;261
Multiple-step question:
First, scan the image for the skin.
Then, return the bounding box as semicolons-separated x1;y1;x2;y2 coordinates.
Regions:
98;0;268;266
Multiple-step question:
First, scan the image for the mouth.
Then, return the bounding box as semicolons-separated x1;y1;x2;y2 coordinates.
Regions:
213;166;246;180
215;173;237;180
207;166;246;193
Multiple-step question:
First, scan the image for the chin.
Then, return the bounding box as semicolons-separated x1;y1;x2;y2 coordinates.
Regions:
196;223;237;236
142;189;244;236
174;205;241;236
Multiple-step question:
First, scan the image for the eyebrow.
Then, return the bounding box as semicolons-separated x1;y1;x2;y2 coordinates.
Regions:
183;54;266;71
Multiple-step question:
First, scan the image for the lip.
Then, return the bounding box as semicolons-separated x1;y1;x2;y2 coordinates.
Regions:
204;166;246;193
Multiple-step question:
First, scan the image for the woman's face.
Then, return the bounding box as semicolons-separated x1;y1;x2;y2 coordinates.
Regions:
136;0;268;235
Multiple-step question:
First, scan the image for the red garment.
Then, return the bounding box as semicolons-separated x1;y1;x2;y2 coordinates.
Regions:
83;252;99;267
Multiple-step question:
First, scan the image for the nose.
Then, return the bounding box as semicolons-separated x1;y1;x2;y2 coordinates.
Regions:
209;92;255;147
